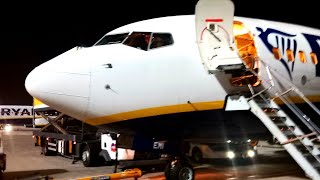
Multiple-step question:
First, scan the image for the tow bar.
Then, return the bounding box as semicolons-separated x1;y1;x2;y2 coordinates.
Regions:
76;168;142;180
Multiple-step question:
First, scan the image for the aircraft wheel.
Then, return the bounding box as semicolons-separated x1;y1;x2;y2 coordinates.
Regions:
164;160;195;180
191;147;203;163
42;143;50;156
34;136;39;146
0;154;5;174
82;146;95;167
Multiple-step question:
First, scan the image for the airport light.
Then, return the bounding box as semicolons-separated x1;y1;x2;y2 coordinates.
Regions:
247;150;256;158
226;151;235;159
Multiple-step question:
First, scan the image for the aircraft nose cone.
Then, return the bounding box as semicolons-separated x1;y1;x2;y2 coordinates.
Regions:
25;48;91;119
25;65;42;96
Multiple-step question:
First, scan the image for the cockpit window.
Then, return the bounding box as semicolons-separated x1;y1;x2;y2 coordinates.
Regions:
94;33;129;46
93;31;174;50
150;33;174;49
123;32;174;51
123;32;152;51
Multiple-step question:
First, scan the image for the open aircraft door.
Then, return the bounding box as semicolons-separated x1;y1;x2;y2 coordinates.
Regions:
195;0;244;74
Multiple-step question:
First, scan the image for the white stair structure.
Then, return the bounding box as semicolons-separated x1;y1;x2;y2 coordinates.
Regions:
195;0;320;179
243;61;320;179
249;94;320;180
222;60;320;179
220;58;320;179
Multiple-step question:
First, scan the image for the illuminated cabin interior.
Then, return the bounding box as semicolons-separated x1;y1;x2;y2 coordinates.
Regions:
231;21;261;87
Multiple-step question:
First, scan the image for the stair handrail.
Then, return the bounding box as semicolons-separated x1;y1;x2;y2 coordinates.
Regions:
248;58;320;138
258;58;320;117
275;92;320;136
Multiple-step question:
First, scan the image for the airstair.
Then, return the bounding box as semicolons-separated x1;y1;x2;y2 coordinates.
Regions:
217;57;320;180
195;0;320;179
243;62;320;180
217;56;320;180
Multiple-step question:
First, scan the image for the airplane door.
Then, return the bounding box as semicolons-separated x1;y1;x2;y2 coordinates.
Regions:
195;0;244;74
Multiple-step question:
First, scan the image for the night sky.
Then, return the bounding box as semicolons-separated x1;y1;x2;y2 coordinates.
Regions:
0;1;317;105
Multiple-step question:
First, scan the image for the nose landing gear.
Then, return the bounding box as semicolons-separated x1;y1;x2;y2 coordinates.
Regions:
164;158;195;180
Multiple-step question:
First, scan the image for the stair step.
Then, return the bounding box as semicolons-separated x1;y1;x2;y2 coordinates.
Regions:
277;126;296;136
269;116;286;122
274;123;287;127
263;107;280;113
253;98;270;105
271;121;286;126
277;125;295;131
304;153;316;160
298;145;313;153
282;131;295;136
295;143;309;150
312;161;320;169
286;134;298;140
249;89;320;178
303;153;317;160
303;154;320;171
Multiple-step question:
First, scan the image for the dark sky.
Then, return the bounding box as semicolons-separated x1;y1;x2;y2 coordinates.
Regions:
0;1;317;105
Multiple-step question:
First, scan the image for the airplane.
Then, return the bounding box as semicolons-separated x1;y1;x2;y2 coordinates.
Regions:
24;0;320;179
0;105;36;120
0;97;48;127
0;105;42;127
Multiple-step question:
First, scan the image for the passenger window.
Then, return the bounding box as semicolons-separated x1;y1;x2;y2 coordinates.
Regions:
299;51;307;63
150;33;174;49
310;52;318;65
272;47;281;60
123;32;152;51
286;49;294;62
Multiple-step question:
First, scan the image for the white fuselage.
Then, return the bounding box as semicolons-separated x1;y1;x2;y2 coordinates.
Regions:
25;15;320;127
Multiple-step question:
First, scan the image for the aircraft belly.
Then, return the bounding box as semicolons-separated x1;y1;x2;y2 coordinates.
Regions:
96;108;271;140
94;101;320;140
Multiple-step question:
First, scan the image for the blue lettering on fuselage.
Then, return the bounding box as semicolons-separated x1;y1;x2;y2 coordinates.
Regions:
256;27;320;78
302;33;320;77
256;27;297;80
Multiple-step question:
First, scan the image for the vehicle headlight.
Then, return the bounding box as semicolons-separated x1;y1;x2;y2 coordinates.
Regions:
4;124;13;132
247;150;255;158
226;151;235;159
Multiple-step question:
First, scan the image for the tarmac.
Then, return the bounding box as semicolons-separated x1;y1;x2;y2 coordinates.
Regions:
0;128;310;180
